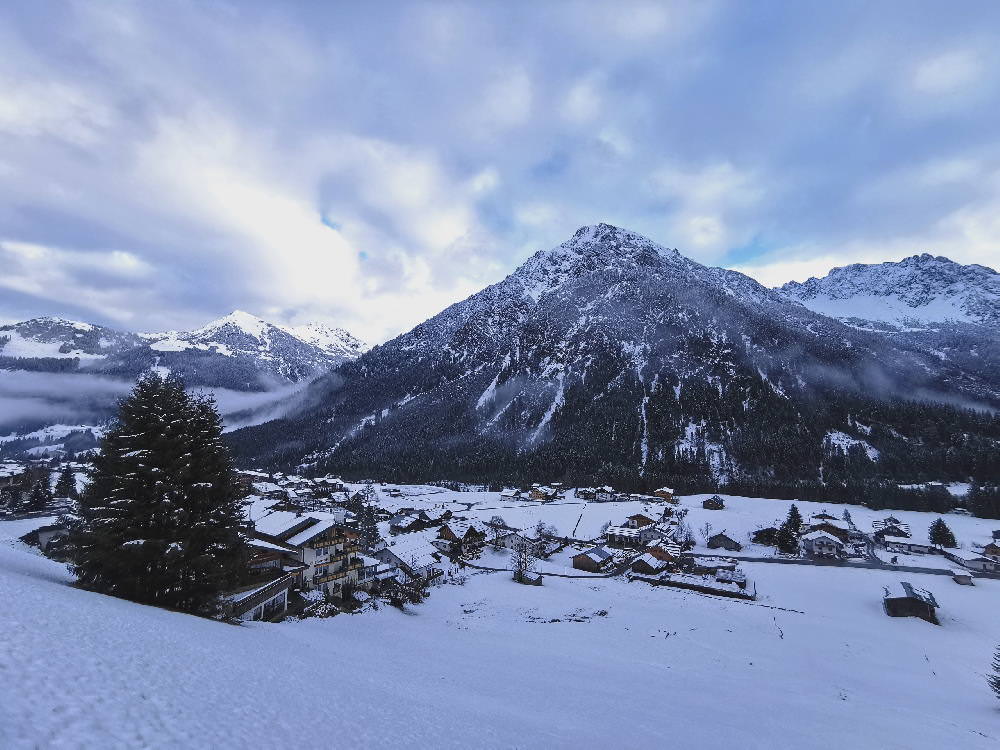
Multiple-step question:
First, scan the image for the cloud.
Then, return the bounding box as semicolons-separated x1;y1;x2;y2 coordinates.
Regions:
561;76;603;124
647;161;765;257
911;51;982;95
0;370;134;431
473;66;534;136
0;240;157;323
0;1;999;342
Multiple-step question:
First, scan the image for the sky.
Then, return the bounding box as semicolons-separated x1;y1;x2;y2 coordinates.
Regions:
1;0;999;344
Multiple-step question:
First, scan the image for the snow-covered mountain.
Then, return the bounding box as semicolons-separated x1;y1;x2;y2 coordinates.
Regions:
229;224;1000;491
141;310;366;384
1;310;365;385
778;254;1000;328
0;311;365;458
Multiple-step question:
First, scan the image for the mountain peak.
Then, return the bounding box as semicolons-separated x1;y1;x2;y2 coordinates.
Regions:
779;254;1000;326
198;310;270;338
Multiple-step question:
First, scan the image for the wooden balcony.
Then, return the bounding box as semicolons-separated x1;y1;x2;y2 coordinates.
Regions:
312;559;363;585
310;534;348;549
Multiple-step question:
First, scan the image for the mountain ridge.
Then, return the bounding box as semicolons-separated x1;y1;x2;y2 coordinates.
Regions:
778;253;1000;327
0;311;366;459
229;224;1000;493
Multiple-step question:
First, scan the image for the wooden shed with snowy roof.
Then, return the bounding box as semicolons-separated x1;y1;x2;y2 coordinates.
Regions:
883;582;939;624
572;546;614;573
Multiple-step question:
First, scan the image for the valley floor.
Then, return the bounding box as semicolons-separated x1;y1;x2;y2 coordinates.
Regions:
3;506;1000;749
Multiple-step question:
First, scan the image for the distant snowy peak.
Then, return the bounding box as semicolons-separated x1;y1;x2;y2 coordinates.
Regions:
279;322;367;359
0;317;136;359
144;310;366;375
778;254;1000;327
1;310;364;383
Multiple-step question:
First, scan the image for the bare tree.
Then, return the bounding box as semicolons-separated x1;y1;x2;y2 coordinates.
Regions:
675;520;696;549
486;515;507;549
510;536;538;583
699;521;714;544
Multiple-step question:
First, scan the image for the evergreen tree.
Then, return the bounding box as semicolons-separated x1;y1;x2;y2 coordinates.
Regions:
989;644;1000;701
928;518;957;548
786;504;803;532
969;484;1000;520
841;508;853;526
775;504;802;554
26;480;52;513
69;374;247;615
54;466;77;499
358;500;380;549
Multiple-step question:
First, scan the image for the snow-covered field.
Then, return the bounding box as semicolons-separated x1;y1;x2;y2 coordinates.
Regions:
4;501;1000;749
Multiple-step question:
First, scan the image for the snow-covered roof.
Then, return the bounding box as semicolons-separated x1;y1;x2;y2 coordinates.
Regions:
446;520;488;538
886;582;938;607
577;546;613;564
873;519;911;533
248;537;296;553
385;532;441;570
655;487;675;493
801;530;844;543
253;511;310;537
948;551;997;564
633;553;667;570
648;541;683;556
285;520;337;547
606;526;640;537
252;481;283;494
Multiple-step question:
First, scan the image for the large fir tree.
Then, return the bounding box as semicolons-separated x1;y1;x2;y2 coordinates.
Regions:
775;504;802;554
69;374;247;615
928;518;957;548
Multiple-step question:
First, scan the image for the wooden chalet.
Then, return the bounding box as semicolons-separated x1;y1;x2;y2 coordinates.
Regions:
942;550;1000;573
572;546;614;573
801;530;844;558
631;553;669;575
647;541;683;563
653;487;677;502
624;513;655;528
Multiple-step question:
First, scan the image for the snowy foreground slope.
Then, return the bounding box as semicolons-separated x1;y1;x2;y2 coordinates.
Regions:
3;513;999;749
0;523;1000;748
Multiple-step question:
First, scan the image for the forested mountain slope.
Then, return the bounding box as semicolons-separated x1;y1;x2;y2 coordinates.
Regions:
229;225;1000;494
